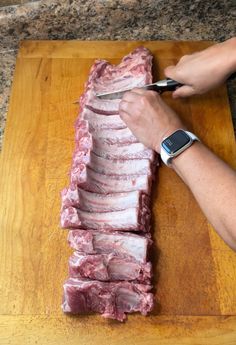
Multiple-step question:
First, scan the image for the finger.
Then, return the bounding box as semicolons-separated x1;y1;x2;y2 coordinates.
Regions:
131;87;146;95
172;85;196;98
122;90;142;102
119;100;136;116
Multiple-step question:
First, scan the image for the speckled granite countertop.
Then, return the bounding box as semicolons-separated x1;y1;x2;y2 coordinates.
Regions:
0;0;236;149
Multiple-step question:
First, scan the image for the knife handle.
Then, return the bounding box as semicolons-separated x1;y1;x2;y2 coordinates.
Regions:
165;73;236;91
227;72;236;81
160;78;183;93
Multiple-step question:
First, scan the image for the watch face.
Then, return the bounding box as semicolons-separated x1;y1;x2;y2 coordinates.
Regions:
161;130;190;154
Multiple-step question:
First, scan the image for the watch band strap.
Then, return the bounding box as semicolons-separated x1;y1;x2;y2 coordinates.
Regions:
161;146;173;165
185;130;199;141
160;130;199;166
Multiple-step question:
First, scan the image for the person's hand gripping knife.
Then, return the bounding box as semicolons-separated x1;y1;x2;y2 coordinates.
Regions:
119;38;236;250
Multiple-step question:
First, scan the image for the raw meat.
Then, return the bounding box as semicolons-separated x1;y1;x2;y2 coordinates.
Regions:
60;206;151;232
69;252;152;282
61;47;156;321
61;187;150;212
87;47;152;94
80;108;126;130
86;152;151;176
75;120;138;145
62;278;154;321
76;114;155;160
85;98;120;115
92;141;155;160
68;230;151;263
79;166;152;194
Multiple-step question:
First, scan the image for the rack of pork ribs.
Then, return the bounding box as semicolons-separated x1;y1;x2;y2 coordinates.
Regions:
60;47;158;321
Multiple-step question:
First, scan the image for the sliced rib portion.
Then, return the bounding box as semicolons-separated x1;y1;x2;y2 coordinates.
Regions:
80;108;126;130
85;97;120;115
61;187;150;212
80;167;151;194
70;166;151;194
75;118;155;161
69;252;152;283
62;278;154;321
88;152;151;176
75;121;138;145
92;141;155;160
60;206;150;232
68;230;151;263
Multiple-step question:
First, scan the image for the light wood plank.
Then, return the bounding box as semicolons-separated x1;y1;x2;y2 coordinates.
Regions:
18;40;214;59
0;315;236;345
0;40;236;344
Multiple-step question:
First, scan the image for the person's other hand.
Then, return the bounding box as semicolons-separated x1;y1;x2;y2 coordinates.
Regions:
119;89;184;153
165;37;236;98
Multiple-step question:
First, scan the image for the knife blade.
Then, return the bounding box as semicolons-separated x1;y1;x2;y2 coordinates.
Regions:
96;79;182;100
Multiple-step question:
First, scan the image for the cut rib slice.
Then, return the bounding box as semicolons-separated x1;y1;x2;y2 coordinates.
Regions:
69;252;152;283
85;95;120;115
92;141;155;160
61;187;150;212
70;153;152;183
88;152;151;176
60;206;150;232
62;278;154;321
75;121;138;145
79;108;126;130
73;119;156;164
80;166;151;194
68;230;151;263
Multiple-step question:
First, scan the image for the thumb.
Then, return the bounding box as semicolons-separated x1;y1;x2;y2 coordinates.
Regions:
172;85;196;98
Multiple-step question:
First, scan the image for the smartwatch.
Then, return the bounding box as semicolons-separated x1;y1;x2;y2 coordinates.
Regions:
160;129;200;166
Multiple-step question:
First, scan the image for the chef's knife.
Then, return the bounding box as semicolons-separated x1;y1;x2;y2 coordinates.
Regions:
96;78;182;100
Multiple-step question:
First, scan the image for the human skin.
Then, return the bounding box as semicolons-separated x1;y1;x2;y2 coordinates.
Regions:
165;37;236;98
119;38;236;250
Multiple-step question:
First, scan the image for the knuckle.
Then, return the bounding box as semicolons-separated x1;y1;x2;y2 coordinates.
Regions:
148;90;158;98
140;95;149;106
119;100;126;111
174;67;184;79
179;54;189;63
133;109;141;119
133;107;142;120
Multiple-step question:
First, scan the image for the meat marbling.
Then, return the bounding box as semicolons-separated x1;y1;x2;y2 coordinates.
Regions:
62;278;154;321
69;252;152;282
68;230;151;263
61;47;156;321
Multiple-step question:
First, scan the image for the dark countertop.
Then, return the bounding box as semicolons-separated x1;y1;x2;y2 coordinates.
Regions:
0;0;236;149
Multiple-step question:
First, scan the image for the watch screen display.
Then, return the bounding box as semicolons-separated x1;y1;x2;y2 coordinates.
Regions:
161;130;190;154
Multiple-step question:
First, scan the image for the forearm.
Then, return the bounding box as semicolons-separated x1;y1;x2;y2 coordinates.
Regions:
222;37;236;74
172;141;236;250
164;37;236;98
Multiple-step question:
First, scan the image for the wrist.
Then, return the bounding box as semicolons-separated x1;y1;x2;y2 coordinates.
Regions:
155;125;186;153
160;129;199;166
171;140;201;170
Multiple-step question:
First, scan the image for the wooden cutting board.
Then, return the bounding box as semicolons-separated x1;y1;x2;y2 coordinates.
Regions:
0;40;236;344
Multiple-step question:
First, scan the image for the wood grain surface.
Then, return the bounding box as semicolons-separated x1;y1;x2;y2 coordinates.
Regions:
0;40;236;344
